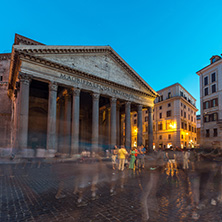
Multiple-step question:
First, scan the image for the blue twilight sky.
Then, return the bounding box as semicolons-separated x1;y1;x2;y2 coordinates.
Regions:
1;0;222;114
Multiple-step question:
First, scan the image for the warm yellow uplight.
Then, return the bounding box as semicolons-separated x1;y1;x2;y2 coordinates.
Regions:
169;122;176;129
134;128;138;134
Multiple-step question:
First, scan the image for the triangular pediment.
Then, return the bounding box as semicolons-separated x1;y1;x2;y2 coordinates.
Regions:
14;45;157;97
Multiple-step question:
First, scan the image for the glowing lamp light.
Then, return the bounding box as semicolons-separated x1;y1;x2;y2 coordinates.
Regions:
169;122;176;129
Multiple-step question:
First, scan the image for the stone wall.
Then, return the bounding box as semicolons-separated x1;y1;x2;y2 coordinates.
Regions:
0;56;12;148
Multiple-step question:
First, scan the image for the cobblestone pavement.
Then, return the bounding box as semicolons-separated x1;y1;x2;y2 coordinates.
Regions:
1;160;222;222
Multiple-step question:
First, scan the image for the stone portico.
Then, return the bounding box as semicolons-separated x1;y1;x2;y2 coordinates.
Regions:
7;34;158;154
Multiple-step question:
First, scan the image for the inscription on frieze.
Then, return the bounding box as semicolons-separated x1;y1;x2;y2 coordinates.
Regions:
59;73;143;102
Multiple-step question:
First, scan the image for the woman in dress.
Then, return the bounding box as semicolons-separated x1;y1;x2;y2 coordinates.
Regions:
129;147;136;170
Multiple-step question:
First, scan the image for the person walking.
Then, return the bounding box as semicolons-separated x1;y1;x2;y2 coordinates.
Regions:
111;145;118;170
183;148;190;170
118;145;128;171
129;147;136;170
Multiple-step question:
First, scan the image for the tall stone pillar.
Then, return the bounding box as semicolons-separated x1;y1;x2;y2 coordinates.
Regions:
110;97;117;148
116;104;120;146
125;101;131;150
18;73;31;149
148;107;154;152
92;93;100;151
71;88;80;155
47;82;58;150
137;105;143;146
64;91;72;154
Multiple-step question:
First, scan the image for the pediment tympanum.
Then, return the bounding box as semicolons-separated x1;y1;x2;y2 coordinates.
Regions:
12;45;157;98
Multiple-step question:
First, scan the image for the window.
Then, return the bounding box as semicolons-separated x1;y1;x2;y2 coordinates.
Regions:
159;113;162;119
181;135;183;139
192;126;194;132
168;103;171;107
145;116;148;122
145;110;148;114
158;95;163;102
180;91;183;97
188;108;190;112
159;106;162;110
188;114;190;120
181;103;183;107
212;98;218;107
168;134;171;140
181;122;184;129
184;105;186;109
211;72;216;82
204;115;209;122
166;110;171;117
206;129;210;137
134;114;137;117
212;84;216;93
0;76;2;81
184;123;187;130
213;128;218;137
204;76;208;86
168;92;172;98
181;110;183;116
204;87;208;96
184;112;186;118
213;113;218;121
191;116;193;122
189;125;191;131
159;135;162;140
134;119;137;125
158;123;163;130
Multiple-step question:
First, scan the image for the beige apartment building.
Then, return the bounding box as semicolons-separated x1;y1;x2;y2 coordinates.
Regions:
197;55;222;149
153;83;198;149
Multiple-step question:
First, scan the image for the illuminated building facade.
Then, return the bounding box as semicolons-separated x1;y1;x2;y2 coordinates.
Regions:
197;55;222;148
153;83;198;149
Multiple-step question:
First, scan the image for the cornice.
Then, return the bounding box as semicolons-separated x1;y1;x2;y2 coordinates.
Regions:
14;34;45;46
0;53;11;61
13;46;158;97
155;96;198;112
17;51;156;99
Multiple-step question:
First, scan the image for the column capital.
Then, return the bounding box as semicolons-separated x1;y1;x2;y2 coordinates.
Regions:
148;106;154;113
138;104;143;110
72;88;81;96
18;72;32;85
49;82;58;92
110;97;117;103
125;101;131;106
92;93;100;100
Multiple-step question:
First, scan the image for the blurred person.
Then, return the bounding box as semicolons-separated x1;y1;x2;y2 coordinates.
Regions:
74;151;101;206
118;145;128;171
141;144;146;169
165;147;177;176
129;147;136;171
137;146;143;169
111;145;118;170
183;148;190;170
141;146;164;221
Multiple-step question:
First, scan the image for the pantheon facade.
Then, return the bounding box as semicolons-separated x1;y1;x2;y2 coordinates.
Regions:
0;34;158;155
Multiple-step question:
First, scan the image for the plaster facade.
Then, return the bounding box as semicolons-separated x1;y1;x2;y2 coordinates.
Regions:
197;55;222;148
153;83;198;149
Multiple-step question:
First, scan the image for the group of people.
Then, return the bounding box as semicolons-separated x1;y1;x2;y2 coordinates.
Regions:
111;145;146;171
